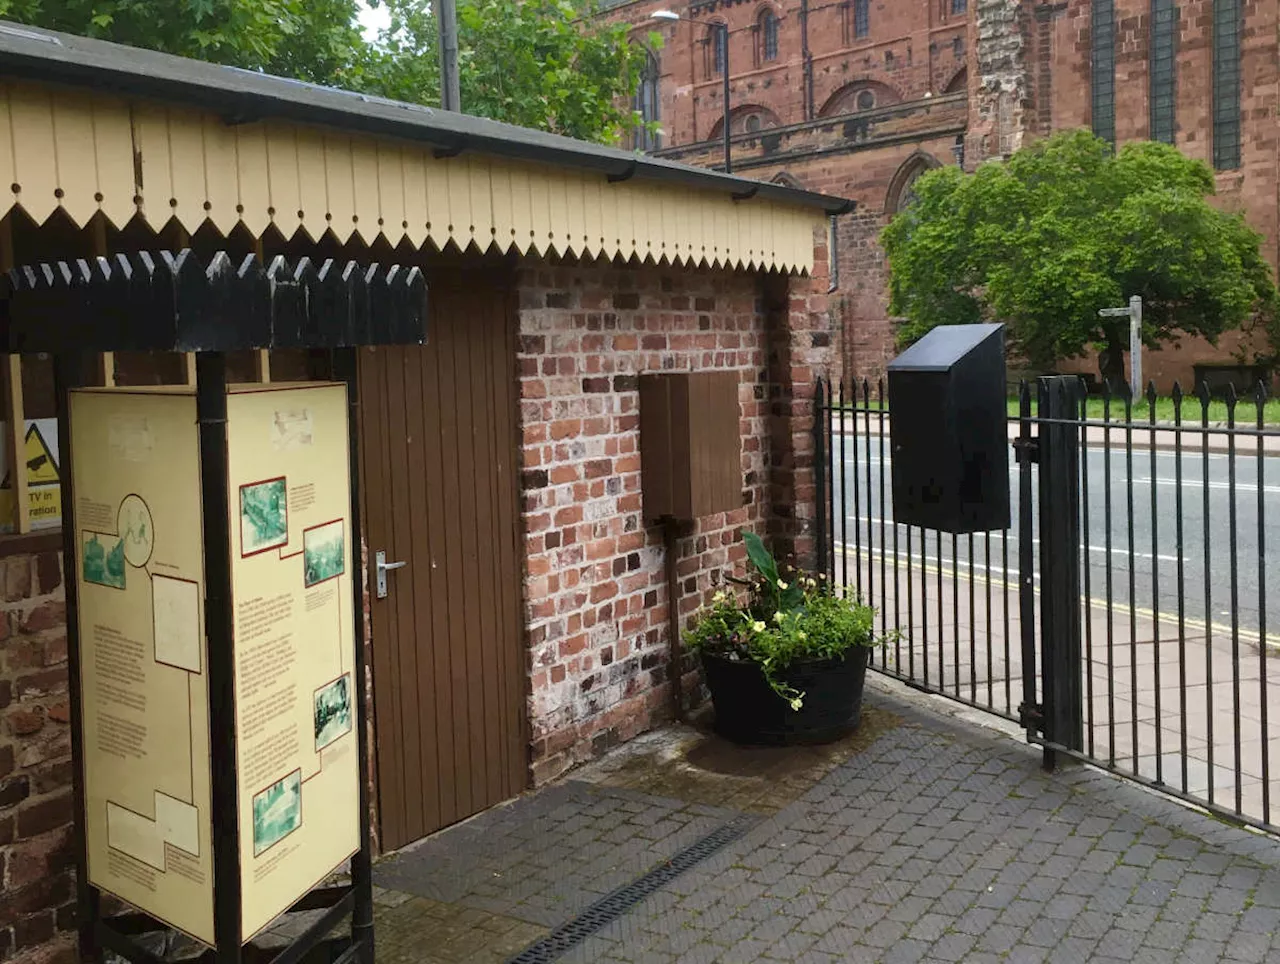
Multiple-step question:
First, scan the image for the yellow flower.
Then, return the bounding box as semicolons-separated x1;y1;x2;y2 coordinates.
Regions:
776;579;789;590
752;620;766;633
797;631;807;641
773;611;785;624
789;697;803;711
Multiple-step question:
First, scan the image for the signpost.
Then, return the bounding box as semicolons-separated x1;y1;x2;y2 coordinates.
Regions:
1099;295;1143;399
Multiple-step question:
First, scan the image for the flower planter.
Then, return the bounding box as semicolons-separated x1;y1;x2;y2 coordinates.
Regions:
701;647;870;746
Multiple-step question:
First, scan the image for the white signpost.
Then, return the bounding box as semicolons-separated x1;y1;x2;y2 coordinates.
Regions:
1099;295;1143;399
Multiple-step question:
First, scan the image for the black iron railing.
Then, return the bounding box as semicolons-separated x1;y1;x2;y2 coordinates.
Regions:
816;376;1279;834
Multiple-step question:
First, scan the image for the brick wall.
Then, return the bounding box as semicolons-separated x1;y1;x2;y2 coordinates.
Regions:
515;251;834;783
0;548;75;964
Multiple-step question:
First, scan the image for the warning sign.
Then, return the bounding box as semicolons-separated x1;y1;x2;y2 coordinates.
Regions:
0;420;62;531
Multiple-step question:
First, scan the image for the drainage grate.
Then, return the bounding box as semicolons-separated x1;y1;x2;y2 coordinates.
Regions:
505;815;756;963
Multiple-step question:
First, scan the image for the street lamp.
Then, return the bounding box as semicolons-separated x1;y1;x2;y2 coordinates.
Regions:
650;9;732;173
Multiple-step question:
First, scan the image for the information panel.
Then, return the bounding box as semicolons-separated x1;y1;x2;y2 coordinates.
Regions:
70;389;215;945
226;384;360;940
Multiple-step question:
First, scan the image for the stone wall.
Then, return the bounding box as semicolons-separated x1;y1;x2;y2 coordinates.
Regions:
0;545;76;964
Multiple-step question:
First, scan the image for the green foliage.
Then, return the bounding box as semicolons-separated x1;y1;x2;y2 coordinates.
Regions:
881;130;1280;380
0;0;657;145
685;531;885;709
0;0;367;81
351;0;661;144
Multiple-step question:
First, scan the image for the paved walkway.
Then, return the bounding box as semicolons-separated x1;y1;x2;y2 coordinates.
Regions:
367;678;1280;963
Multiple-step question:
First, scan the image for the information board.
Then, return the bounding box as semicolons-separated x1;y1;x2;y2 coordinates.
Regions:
226;384;360;940
70;389;215;945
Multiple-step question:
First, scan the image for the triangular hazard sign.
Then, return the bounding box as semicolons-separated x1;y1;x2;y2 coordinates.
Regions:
24;424;58;485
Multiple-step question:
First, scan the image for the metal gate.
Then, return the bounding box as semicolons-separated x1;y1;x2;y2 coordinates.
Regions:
816;375;1279;834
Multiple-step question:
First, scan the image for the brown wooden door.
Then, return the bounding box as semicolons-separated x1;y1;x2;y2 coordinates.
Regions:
358;278;527;851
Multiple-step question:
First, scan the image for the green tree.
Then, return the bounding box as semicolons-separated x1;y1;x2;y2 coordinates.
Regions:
0;0;367;81
0;0;655;145
354;0;659;144
881;130;1279;387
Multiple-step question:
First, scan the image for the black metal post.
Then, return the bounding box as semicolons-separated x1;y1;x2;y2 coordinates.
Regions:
332;347;376;964
196;352;243;963
813;379;828;577
54;353;99;963
1037;376;1084;766
721;22;731;173
1016;382;1037;744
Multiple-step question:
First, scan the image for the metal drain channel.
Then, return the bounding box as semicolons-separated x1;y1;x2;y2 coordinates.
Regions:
505;815;756;963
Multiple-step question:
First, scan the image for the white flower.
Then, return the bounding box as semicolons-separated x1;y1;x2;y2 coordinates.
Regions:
752;620;766;633
713;590;728;603
776;579;789;590
773;611;785;624
789;697;803;711
797;631;807;641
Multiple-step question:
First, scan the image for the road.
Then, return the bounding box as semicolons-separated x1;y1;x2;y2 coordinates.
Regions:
837;438;1280;642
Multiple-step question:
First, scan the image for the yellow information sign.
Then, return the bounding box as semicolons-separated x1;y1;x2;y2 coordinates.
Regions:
226;383;359;941
0;420;62;530
69;389;215;945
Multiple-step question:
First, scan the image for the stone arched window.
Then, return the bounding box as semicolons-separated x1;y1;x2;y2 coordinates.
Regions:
706;22;727;78
709;105;782;139
632;52;661;152
818;80;901;117
886;152;941;215
758;9;779;63
944;66;967;94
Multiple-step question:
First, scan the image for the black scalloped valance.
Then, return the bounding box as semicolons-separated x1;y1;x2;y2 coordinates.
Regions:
1;250;427;353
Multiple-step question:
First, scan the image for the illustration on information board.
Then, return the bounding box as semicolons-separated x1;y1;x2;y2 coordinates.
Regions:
303;520;345;588
119;493;154;568
83;532;126;589
314;675;352;751
240;477;288;555
252;770;302;857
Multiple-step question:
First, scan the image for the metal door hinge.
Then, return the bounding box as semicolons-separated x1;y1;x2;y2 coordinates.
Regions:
375;550;407;599
1013;436;1040;464
1018;701;1043;730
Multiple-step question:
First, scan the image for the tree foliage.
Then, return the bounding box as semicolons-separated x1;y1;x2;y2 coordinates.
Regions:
0;0;367;81
881;130;1279;383
0;0;656;145
354;0;658;144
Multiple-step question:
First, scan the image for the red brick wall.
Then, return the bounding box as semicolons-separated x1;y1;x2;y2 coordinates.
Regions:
516;252;834;783
0;549;75;964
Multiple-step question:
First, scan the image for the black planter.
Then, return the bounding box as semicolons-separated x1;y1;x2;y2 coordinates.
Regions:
701;647;870;746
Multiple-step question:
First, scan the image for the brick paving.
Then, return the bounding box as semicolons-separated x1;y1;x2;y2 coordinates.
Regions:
370;679;1280;963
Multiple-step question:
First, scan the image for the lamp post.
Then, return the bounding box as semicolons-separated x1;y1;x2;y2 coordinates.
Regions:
651;10;732;173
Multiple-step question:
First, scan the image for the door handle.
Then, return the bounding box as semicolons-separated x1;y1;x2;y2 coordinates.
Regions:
375;550;407;599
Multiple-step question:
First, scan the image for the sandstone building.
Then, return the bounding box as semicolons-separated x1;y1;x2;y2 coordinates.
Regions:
607;0;1279;390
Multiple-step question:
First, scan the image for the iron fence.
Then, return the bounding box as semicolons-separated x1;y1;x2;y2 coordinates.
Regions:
815;376;1280;834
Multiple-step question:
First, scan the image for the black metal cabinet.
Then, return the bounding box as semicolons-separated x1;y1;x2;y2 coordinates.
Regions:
887;323;1009;534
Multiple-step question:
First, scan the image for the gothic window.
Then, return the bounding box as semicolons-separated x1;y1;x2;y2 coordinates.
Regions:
888;155;938;215
759;9;779;62
1091;0;1116;145
709;23;727;77
1149;0;1177;145
1212;0;1242;169
854;0;869;39
633;53;661;152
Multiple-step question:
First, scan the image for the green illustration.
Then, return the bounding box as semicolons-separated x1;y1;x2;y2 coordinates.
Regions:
314;674;352;751
303;520;344;587
252;771;301;857
240;478;288;554
82;532;126;589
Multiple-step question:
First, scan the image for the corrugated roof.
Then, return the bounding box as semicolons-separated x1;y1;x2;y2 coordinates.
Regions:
0;20;854;216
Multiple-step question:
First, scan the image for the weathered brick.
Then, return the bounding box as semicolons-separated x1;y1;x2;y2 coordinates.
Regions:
15;791;72;839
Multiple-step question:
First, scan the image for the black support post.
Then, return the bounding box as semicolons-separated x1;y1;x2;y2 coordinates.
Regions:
54;353;99;964
331;347;376;964
813;379;828;578
1037;376;1084;767
196;352;243;963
